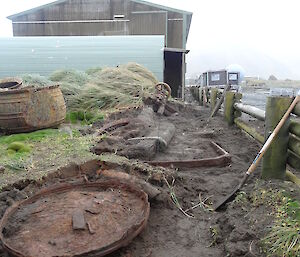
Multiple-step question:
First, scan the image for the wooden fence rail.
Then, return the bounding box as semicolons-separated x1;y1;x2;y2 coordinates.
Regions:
189;85;300;179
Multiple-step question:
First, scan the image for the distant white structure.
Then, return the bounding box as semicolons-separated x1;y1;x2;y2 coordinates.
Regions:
226;64;245;82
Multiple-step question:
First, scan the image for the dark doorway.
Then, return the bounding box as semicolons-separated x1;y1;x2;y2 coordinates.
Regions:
164;51;183;98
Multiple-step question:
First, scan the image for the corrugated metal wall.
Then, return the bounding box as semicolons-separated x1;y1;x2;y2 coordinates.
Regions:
10;0;190;49
0;35;164;80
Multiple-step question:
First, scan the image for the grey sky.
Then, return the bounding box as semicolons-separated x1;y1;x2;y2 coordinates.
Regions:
1;0;300;79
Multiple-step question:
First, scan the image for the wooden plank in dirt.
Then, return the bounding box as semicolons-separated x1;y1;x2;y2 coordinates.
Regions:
72;210;86;230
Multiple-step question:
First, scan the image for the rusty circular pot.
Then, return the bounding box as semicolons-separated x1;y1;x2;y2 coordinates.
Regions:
0;77;22;90
0;180;150;257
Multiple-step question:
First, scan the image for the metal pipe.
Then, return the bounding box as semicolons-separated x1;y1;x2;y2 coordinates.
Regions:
234;102;265;121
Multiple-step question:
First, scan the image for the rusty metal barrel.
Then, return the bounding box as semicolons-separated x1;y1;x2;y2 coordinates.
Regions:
0;77;22;90
0;85;66;133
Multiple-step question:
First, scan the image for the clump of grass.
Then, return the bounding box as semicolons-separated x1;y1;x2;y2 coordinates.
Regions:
123;62;158;84
65;111;104;125
262;194;300;257
49;69;89;85
85;67;102;75
209;226;220;247
21;74;53;87
7;142;31;153
0;129;60;144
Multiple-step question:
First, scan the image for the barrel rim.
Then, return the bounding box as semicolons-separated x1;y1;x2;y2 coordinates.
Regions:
0;77;22;90
0;85;60;95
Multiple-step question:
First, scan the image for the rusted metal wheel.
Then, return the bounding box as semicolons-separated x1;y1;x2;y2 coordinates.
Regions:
155;82;172;99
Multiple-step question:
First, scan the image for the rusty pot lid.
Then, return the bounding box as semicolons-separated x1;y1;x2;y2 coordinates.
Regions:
0;77;22;90
0;180;150;257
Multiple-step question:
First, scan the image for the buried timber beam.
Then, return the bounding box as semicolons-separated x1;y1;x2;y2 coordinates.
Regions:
262;96;293;180
98;118;130;135
288;133;300;157
234;118;264;144
286;170;300;186
287;149;300;170
233;103;266;121
290;119;300;138
146;141;231;168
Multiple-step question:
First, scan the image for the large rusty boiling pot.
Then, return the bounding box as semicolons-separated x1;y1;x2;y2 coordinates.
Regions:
0;85;66;133
0;77;22;90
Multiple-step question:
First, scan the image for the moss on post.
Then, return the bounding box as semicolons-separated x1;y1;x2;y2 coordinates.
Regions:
224;91;235;125
210;88;218;110
262;97;293;180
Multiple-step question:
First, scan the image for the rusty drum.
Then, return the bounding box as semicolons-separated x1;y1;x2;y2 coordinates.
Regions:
0;180;150;257
0;85;66;133
0;77;22;90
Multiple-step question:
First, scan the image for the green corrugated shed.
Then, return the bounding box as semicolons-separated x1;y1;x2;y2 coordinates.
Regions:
0;35;164;80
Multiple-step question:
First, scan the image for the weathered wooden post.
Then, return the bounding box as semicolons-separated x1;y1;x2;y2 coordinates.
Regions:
210;88;218;111
224;91;236;125
203;87;208;106
262;96;293;179
199;87;203;106
195;86;199;101
224;91;243;125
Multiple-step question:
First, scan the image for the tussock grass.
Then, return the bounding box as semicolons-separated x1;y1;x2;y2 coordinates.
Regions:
20;63;158;123
21;74;53;87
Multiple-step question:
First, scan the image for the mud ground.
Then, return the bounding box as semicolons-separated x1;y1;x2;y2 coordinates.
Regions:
0;97;298;257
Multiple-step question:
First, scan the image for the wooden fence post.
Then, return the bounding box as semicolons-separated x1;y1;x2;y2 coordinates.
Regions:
224;91;236;125
199;87;203;106
210;88;218;111
262;96;293;179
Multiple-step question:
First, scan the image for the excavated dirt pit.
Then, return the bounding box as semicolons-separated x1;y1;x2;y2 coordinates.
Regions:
0;101;299;257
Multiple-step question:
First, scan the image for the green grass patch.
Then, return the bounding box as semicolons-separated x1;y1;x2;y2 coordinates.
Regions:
0;129;60;144
231;183;300;257
7;142;31;153
261;192;300;257
0;128;97;189
65;111;104;125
